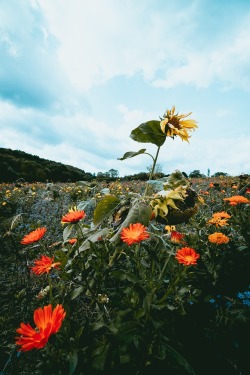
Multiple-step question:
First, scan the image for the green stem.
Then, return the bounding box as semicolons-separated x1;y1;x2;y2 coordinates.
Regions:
144;251;173;322
144;145;161;197
149;146;161;181
158;251;173;284
157;267;188;304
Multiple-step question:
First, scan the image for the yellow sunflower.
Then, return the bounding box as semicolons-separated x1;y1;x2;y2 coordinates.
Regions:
160;106;198;142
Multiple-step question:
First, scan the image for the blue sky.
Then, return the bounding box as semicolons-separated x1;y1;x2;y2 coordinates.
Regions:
1;0;250;177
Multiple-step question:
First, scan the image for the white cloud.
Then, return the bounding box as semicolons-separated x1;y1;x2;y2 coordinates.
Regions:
37;0;198;90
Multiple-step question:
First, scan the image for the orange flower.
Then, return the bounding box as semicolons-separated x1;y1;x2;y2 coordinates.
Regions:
15;304;66;351
20;228;47;245
61;207;86;224
212;211;231;219
208;232;230;244
175;247;200;266
120;223;150;246
30;255;61;275
68;238;77;245
224;195;250;206
209;183;214;188
207;212;231;228
170;231;184;244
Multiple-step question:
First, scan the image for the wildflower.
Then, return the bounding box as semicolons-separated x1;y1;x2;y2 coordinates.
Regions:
207;217;229;227
120;223;150;246
175;247;200;266
2;201;7;206
224;195;250;206
68;238;77;245
164;225;176;233
208;232;230;244
209;183;214;188
207;212;231;227
15;304;66;351
61;207;86;224
212;211;231;219
160;106;198;142
246;188;250;194
170;231;184;244
20;228;47;245
30;255;61;275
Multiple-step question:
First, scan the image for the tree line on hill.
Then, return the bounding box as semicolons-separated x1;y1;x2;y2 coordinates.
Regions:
0;148;229;183
0;148;94;183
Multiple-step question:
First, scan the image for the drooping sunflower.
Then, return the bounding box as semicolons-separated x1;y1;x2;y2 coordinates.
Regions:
160;106;198;142
15;304;66;351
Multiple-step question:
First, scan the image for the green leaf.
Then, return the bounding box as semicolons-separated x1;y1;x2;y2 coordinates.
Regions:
92;342;110;371
110;199;152;243
78;228;109;253
75;181;91;187
165;344;197;374
117;149;147;160
130;120;166;147
110;270;139;283
63;224;74;242
77;199;94;211
93;194;120;226
69;351;78;375
71;286;84;300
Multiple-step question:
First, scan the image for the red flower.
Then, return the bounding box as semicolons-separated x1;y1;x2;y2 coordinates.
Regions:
61;207;86;224
30;255;61;275
68;238;77;245
170;231;184;244
175;247;200;266
20;228;47;245
15;304;66;351
120;223;150;246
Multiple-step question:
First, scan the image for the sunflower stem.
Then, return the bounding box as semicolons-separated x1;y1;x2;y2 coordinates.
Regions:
143;145;161;197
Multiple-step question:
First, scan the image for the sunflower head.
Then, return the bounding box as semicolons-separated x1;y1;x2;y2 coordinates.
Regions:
160;106;198;142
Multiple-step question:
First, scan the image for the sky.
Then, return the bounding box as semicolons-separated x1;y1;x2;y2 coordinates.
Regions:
1;0;250;178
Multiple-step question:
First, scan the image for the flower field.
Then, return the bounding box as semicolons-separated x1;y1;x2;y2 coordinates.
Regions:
0;106;250;375
0;174;249;375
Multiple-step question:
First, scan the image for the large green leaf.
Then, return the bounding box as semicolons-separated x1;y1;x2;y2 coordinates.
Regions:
117;148;147;160
130;120;166;147
110;199;152;243
93;194;120;226
63;224;74;242
78;228;109;253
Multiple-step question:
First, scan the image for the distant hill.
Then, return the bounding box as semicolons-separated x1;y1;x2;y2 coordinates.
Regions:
0;148;94;183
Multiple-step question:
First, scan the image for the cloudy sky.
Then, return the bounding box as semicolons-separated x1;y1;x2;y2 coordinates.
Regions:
1;0;250;177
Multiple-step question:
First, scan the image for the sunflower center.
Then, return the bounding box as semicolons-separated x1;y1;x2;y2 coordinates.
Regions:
168;116;181;129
